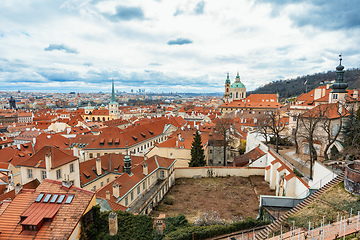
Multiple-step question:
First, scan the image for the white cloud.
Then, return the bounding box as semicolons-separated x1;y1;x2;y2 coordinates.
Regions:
0;0;359;92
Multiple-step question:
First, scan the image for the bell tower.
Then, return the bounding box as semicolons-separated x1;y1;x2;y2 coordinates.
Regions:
330;55;348;103
224;73;231;102
108;79;119;119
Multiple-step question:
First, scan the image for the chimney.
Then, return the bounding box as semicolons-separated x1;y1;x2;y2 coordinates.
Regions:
109;212;118;236
96;158;102;176
113;182;120;198
62;178;73;189
33;137;36;144
143;162;148;176
45;153;52;172
73;145;78;157
354;90;358;100
106;190;110;200
17;144;20;150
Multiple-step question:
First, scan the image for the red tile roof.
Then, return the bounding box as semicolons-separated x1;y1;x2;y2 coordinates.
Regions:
80;153;144;186
0;179;94;239
17;146;78;169
95;155;175;203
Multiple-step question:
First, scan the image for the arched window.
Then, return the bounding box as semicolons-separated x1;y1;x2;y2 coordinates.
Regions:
226;88;229;92
103;117;105;121
92;117;95;121
97;117;100;121
236;92;238;98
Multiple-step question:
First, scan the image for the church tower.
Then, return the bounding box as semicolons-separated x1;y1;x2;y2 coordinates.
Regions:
108;79;119;119
224;73;231;101
330;55;348;103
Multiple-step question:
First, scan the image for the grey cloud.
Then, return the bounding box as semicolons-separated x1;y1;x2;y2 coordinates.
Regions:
44;44;79;54
167;38;193;45
256;0;360;30
83;62;93;66
194;1;205;15
107;6;144;21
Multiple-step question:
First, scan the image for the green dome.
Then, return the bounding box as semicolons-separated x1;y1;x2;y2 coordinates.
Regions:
230;82;245;88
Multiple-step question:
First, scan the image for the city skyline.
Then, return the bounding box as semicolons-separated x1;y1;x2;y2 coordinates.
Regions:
1;0;360;93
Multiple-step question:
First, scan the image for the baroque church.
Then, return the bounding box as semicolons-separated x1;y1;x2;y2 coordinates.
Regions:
224;72;246;102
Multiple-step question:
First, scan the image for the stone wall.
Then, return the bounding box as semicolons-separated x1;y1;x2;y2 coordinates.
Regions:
345;160;360;195
174;166;264;179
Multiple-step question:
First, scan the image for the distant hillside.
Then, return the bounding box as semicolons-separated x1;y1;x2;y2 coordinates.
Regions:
249;68;360;100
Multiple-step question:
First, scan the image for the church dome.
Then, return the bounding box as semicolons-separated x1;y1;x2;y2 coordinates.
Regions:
230;82;246;88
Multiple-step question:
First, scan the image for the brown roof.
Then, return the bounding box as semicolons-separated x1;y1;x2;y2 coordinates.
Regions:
95;155;175;203
85;118;172;150
233;147;266;167
0;179;94;239
80;153;145;186
18;146;78;169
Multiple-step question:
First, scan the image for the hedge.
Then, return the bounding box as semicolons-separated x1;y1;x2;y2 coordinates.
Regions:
163;218;269;240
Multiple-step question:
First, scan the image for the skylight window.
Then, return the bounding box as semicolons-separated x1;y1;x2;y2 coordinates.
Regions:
43;194;52;203
65;195;74;204
35;193;44;202
57;195;66;203
50;194;58;203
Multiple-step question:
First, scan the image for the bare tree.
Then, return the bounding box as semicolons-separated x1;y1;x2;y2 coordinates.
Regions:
257;116;270;144
287;111;302;154
298;105;329;179
321;103;348;160
214;118;234;166
267;110;286;153
256;110;285;153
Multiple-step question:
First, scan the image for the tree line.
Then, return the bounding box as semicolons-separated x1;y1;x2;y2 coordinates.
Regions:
249;68;360;100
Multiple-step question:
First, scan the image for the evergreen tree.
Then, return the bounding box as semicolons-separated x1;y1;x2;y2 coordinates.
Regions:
189;131;206;167
342;106;360;158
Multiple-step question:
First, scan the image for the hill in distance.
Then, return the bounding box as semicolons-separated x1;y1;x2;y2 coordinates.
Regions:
249;68;360;100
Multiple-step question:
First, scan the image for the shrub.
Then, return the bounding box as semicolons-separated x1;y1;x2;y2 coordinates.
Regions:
163;218;269;240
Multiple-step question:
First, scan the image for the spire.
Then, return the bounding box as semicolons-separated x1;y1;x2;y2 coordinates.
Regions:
124;141;132;175
110;79;116;103
225;72;231;84
235;72;241;82
330;54;347;93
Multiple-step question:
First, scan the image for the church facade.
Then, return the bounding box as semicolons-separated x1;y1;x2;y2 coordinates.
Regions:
224;72;246;102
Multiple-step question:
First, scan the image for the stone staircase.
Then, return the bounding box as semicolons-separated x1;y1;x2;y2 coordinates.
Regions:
254;173;344;240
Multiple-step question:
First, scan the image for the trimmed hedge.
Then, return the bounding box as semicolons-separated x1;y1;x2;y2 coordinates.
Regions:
163;218;269;240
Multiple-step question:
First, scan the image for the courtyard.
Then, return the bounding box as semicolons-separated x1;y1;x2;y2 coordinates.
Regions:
150;175;274;222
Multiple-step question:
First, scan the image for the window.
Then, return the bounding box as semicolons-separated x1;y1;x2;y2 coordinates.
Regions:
236;92;238;98
125;197;128;206
42;170;47;180
148;178;151;186
160;170;165;179
209;149;212;154
56;169;61;179
97;153;100;157
89;153;93;159
137;186;140;196
70;163;74;173
28;169;33;179
131;192;134;201
333;94;338;99
107;178;109;183
101;182;103;187
143;181;146;190
170;153;173;158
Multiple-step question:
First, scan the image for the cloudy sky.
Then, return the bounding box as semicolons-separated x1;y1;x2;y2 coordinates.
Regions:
1;0;360;93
